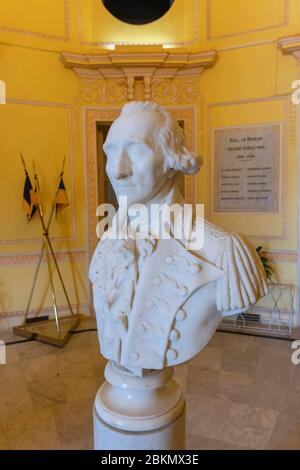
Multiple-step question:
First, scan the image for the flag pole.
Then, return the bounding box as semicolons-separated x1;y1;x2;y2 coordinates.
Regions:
41;230;75;317
20;153;31;224
44;155;74;316
20;153;41;322
24;241;45;322
22;156;72;329
33;161;61;335
16;154;79;346
46;155;66;230
20;152;28;175
36;156;74;317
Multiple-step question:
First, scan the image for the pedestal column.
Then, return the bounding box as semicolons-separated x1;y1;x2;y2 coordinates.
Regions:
93;361;185;450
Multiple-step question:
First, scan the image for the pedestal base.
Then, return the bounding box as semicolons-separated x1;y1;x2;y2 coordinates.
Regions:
93;361;185;450
94;407;185;451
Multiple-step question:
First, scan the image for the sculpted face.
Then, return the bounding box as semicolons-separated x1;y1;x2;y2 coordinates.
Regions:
103;110;171;206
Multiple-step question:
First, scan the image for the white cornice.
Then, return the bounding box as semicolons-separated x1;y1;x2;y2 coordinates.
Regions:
61;50;218;100
278;35;300;62
61;51;217;78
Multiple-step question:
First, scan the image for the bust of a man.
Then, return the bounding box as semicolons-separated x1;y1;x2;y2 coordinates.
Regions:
89;102;268;375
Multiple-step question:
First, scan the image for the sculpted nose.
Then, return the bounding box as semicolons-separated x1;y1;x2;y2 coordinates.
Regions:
113;150;132;180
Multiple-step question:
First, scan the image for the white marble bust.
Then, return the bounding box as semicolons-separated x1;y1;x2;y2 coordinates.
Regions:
89;101;268;376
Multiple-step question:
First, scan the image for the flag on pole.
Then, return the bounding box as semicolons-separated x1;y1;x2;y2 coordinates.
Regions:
21;154;38;221
22;173;34;220
30;179;39;219
31;162;41;215
55;176;69;215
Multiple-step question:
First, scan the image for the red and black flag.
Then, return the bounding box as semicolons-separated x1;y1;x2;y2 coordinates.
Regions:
55;176;69;215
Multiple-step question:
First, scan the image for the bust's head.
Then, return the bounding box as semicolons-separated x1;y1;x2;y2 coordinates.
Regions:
103;101;202;206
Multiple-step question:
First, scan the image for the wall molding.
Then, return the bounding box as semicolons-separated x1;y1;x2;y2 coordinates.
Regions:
0;0;70;42
1;98;76;245
267;250;297;263
207;0;289;40
0;249;86;266
77;0;199;48
278;33;300;323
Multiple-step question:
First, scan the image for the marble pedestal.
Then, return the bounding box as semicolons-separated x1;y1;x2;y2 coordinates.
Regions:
93;361;185;450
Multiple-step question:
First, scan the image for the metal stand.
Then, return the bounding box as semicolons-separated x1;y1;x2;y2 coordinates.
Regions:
13;158;80;346
219;282;294;338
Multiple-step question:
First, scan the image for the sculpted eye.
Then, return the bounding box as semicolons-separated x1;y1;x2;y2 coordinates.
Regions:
126;142;151;157
126;142;139;151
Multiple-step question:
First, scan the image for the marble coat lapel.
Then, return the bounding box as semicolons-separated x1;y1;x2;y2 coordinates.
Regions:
121;238;224;369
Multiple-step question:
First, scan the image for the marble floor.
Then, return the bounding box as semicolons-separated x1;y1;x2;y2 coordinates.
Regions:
0;318;300;450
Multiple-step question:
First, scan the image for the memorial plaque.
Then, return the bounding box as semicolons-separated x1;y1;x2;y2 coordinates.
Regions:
213;124;280;213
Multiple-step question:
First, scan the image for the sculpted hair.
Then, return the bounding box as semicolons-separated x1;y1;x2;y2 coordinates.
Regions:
119;101;203;175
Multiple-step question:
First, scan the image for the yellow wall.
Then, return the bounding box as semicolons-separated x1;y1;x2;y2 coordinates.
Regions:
0;0;299;328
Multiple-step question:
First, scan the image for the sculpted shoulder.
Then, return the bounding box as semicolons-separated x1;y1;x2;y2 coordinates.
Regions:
183;217;269;314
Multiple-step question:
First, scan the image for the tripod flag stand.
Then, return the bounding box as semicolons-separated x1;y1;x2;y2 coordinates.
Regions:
13;155;79;346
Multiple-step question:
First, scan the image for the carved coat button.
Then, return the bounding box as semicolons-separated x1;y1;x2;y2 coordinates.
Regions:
179;286;188;297
175;309;186;321
169;329;180;342
190;263;201;273
153;277;161;287
166;349;178;361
